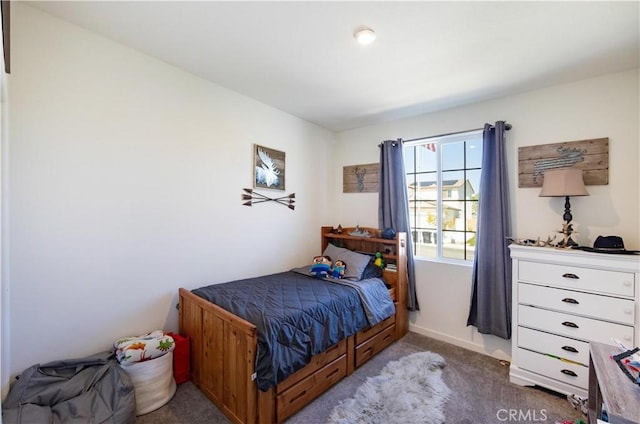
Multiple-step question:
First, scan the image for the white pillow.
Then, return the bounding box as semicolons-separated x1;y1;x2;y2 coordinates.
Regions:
323;243;371;281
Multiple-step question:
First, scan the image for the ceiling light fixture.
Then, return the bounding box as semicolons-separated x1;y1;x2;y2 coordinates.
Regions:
354;27;376;45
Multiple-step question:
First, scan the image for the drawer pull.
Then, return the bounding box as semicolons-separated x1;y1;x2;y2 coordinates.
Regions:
326;344;339;352
561;369;578;377
561;321;579;329
561;298;579;304
561;345;578;353
326;368;340;380
290;390;307;403
562;273;579;279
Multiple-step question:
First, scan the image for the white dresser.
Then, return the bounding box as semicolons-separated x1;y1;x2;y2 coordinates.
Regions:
509;244;640;398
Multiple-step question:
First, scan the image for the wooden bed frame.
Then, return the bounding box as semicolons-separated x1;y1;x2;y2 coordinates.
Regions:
178;226;408;424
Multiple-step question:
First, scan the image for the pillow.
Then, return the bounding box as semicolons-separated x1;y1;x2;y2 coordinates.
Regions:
360;256;383;280
323;243;371;281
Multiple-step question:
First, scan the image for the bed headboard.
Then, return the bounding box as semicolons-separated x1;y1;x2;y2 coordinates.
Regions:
320;226;408;338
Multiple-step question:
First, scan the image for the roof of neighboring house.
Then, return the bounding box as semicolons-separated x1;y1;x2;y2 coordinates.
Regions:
407;200;461;212
409;179;474;191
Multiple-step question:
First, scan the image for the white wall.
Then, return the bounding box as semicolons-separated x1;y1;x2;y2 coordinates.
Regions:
4;4;336;387
334;69;640;360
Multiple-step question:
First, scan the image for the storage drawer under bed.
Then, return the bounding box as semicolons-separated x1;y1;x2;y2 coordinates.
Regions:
355;324;395;368
276;355;347;422
355;314;395;345
276;338;347;393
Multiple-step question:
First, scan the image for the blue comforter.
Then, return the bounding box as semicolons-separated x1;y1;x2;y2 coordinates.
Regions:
192;269;394;391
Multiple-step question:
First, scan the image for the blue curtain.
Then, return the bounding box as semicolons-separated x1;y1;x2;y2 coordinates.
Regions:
379;139;419;311
466;122;512;339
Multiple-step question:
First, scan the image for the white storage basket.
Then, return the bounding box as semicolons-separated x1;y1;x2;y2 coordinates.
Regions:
119;351;176;415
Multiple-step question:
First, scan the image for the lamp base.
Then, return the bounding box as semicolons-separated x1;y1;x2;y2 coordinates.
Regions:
557;235;578;248
556;220;578;248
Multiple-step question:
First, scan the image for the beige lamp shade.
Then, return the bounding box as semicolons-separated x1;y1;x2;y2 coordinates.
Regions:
539;168;589;197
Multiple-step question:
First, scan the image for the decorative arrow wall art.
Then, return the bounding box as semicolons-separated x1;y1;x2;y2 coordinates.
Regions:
241;188;295;210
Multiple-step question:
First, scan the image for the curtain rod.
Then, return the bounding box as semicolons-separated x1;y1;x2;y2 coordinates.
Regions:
401;122;511;144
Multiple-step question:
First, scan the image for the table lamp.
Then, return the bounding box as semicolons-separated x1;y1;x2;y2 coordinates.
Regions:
539;168;589;247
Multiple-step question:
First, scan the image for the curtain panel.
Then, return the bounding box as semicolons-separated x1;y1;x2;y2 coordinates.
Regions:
466;121;512;339
378;139;419;311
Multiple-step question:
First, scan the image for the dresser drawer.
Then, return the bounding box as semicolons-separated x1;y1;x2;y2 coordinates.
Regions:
518;305;635;345
518;326;590;366
518;282;635;325
516;347;588;390
519;261;635;297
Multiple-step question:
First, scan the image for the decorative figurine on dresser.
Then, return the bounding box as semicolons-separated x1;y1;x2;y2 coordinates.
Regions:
508;242;640;399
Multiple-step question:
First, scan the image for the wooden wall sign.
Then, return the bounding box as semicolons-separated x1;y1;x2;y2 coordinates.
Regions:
518;138;609;188
343;163;379;193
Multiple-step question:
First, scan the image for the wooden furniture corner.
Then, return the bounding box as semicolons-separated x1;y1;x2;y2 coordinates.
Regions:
588;341;640;424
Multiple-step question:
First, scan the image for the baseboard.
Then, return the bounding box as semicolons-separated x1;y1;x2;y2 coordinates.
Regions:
408;323;511;362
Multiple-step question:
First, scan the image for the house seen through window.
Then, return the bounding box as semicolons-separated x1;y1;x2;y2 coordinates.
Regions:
404;130;483;262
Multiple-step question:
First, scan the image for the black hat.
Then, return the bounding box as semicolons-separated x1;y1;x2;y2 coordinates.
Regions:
574;235;639;254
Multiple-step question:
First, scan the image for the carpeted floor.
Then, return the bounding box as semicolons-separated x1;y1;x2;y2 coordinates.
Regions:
136;332;585;423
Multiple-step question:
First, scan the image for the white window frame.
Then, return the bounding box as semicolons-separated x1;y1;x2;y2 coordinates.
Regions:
404;130;483;264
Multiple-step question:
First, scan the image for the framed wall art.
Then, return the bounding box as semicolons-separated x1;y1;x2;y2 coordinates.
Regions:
518;138;609;188
254;144;286;191
343;163;379;193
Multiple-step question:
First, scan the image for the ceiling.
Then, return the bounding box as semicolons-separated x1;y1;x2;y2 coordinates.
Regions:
29;1;640;132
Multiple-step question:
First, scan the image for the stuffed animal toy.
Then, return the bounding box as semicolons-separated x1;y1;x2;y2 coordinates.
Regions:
330;260;346;279
374;252;385;269
310;255;332;278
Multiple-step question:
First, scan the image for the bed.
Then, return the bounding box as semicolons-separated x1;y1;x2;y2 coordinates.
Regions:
178;226;408;424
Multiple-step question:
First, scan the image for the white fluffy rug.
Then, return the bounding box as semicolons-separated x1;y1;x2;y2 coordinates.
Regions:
327;351;450;424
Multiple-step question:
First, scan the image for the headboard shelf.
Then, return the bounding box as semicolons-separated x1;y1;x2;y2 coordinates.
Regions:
322;233;397;244
321;227;405;253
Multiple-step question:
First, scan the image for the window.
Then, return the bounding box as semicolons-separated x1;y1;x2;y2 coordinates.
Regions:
404;130;483;262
